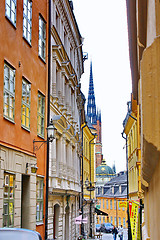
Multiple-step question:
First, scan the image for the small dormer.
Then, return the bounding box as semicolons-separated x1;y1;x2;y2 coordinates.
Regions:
119;185;122;194
112;186;114;194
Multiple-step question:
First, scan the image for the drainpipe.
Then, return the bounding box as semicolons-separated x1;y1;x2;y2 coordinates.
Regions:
81;123;87;236
89;134;97;238
45;0;51;239
121;132;132;240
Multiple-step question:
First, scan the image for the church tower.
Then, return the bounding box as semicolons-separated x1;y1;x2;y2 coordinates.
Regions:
87;61;102;168
87;61;97;125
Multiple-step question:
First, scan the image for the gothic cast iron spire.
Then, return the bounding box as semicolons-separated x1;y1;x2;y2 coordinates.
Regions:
87;61;97;125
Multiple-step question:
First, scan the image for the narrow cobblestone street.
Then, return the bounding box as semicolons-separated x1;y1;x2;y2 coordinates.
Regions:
87;229;128;240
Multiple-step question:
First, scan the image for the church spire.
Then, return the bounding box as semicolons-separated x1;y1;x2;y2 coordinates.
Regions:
87;61;97;125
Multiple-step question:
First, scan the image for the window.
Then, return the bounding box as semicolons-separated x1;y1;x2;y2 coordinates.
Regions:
111;216;113;224
114;199;116;210
110;199;112;209
21;79;31;129
36;177;44;223
118;200;120;210
106;200;108;209
3;173;15;227
4;63;15;121
37;92;45;137
114;217;117;226
119;217;121;226
5;0;17;26
39;15;46;61
123;217;125;227
99;199;101;208
23;0;32;44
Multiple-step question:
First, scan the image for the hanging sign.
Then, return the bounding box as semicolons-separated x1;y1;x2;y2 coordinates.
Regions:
119;201;127;208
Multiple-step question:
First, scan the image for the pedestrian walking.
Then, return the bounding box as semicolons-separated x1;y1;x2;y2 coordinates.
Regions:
118;225;123;240
112;225;118;240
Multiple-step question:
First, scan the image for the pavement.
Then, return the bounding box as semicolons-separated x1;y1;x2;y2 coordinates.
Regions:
87;229;128;240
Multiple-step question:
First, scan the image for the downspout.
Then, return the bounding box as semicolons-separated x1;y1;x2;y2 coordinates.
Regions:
45;0;51;239
81;123;87;236
89;134;97;238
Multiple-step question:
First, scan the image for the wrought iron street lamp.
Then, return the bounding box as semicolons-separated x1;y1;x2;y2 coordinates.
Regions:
33;120;56;152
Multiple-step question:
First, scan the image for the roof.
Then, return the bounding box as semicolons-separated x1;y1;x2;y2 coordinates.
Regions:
96;159;114;177
96;171;127;198
105;171;127;185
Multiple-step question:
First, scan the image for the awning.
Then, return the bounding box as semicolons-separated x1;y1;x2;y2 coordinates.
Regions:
95;207;108;216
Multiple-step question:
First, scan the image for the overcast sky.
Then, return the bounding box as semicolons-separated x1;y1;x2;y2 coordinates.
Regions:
73;0;132;173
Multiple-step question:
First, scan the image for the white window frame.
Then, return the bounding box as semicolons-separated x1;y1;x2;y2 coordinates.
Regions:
5;0;17;26
36;177;44;223
21;78;31;130
110;199;112;209
3;173;15;227
123;217;125;227
23;0;32;44
39;15;46;61
3;63;15;121
37;92;45;138
106;199;108;209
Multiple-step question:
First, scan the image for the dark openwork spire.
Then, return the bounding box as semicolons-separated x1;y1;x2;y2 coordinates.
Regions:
87;61;97;125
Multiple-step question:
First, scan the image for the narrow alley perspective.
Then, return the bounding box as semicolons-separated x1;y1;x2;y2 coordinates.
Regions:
0;0;159;240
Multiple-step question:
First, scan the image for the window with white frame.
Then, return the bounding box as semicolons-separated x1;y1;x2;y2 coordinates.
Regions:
123;217;125;227
36;177;44;223
21;78;31;129
118;200;120;210
23;0;32;44
3;173;15;227
110;199;112;209
5;0;17;25
37;92;45;137
39;15;46;61
114;217;117;226
4;63;15;121
119;217;121;226
106;199;108;209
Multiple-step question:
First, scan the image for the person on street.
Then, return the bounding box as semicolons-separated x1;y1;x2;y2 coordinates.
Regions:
118;225;123;240
112;225;118;240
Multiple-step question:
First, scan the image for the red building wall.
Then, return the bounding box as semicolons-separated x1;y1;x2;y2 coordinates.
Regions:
0;1;48;238
93;120;103;168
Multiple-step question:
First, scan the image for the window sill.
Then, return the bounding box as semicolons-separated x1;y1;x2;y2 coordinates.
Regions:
5;16;16;29
21;125;30;132
38;55;46;64
4;116;15;124
37;134;45;140
23;36;32;48
36;222;44;226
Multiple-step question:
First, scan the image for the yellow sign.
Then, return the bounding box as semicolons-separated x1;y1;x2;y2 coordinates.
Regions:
119;201;127;208
129;201;139;240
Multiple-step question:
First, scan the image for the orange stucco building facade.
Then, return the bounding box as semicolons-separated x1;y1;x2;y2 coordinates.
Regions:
0;1;48;239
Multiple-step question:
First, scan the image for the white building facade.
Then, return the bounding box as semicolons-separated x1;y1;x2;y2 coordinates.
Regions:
47;1;84;239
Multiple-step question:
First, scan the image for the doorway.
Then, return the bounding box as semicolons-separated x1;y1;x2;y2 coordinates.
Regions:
53;204;60;239
21;174;30;229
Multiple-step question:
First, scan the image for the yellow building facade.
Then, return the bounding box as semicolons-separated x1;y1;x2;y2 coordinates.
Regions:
123;97;142;201
126;0;160;238
96;172;128;228
81;123;97;236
